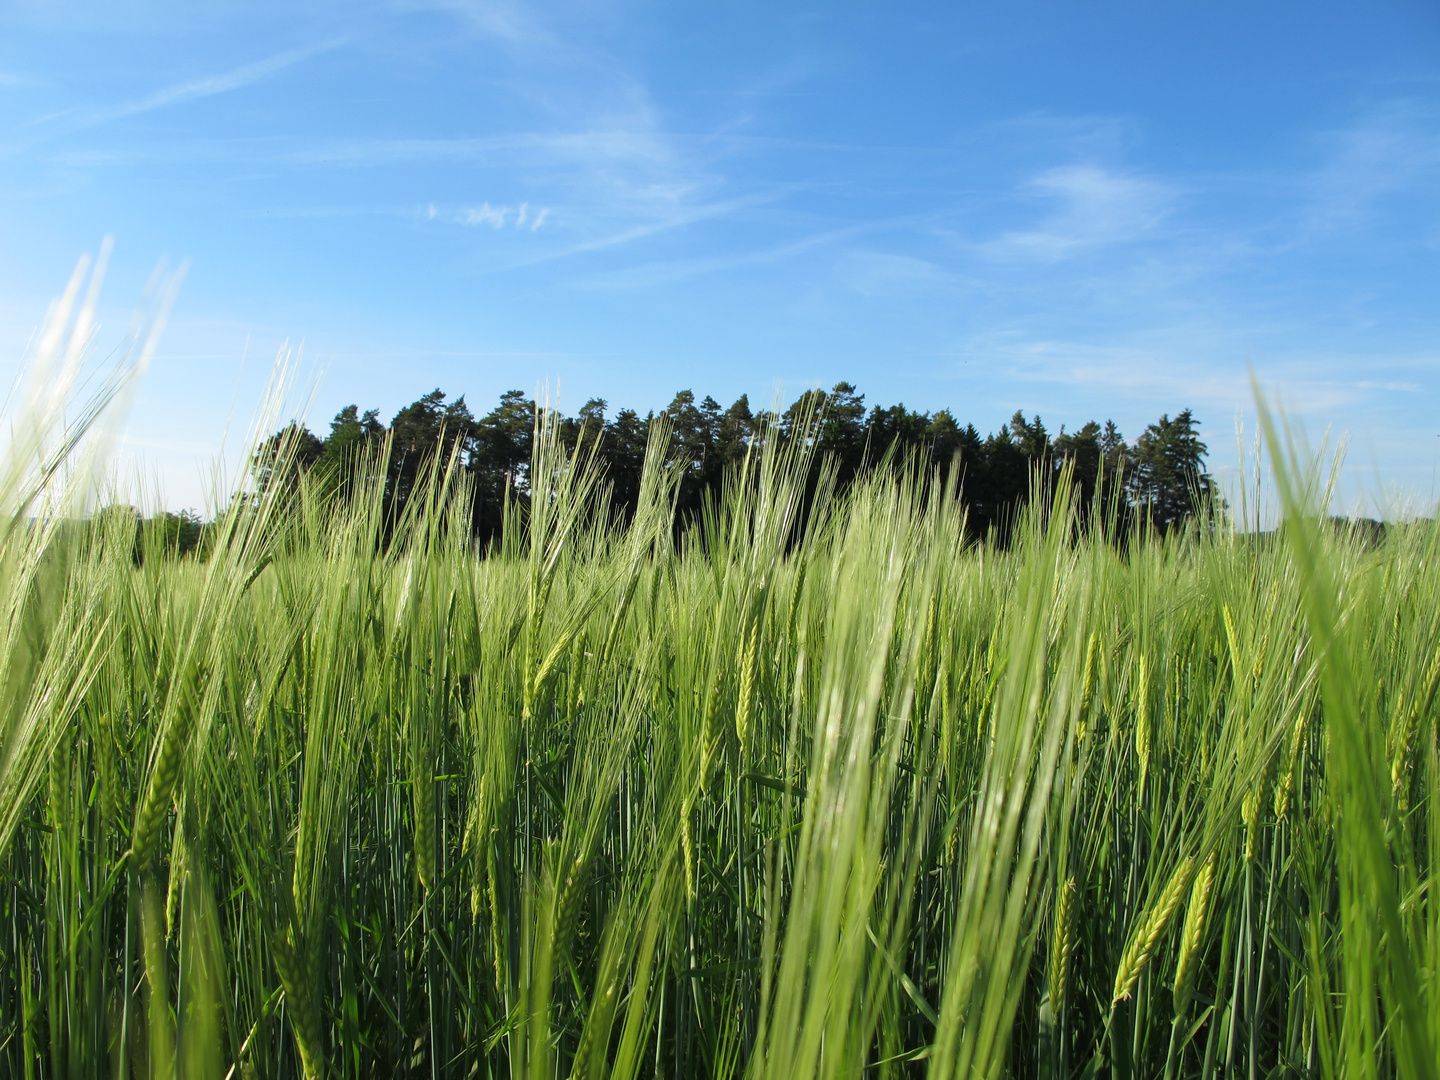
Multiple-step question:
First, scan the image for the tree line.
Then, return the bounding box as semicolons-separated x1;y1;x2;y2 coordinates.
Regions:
243;382;1216;550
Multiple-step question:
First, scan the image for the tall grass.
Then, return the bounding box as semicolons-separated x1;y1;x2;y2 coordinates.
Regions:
1;307;1437;1078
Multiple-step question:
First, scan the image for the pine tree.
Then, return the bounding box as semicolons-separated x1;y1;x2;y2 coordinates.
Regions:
1128;409;1214;532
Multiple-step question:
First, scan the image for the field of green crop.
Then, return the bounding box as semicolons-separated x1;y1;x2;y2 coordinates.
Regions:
1;308;1438;1079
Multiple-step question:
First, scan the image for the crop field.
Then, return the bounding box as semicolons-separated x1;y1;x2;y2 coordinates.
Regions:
1;366;1438;1078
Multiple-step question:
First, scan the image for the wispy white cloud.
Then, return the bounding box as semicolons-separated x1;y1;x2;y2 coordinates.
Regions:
447;201;550;229
381;2;737;245
979;165;1175;261
13;2;753;256
1356;379;1423;392
400;0;555;45
275;125;715;238
47;37;347;131
289;129;686;179
506;191;790;267
951;327;1439;425
578;220;893;289
836;251;956;296
1303;101;1440;233
975;111;1140;163
955;334;1254;413
463;203;508;227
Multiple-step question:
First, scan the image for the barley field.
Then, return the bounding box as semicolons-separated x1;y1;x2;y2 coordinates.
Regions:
1;323;1438;1080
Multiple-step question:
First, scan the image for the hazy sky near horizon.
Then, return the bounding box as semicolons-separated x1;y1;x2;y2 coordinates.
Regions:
2;1;1439;513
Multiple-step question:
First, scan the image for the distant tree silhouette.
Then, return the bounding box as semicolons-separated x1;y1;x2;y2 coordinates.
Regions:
252;421;323;495
1128;409;1215;532
255;382;1215;549
385;389;476;517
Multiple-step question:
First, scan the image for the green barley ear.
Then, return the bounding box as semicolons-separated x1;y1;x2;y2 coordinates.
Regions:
272;925;325;1080
681;794;695;900
1389;696;1418;817
553;846;589;953
1080;630;1099;715
1047;876;1076;1011
1113;856;1193;1004
413;774;435;892
165;820;188;938
1134;654;1151;789
1172;853;1217;1015
1242;782;1263;863
1274;694;1311;820
1040;876;1075;1080
735;624;758;746
131;714;190;873
1221;604;1243;684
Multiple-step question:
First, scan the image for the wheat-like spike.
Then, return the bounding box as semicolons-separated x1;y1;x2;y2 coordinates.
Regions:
486;840;508;994
413;773;435;892
166;823;187;938
681;795;695;900
1243;785;1263;863
273;923;325;1080
553;848;589;951
1390;695;1416;817
1080;630;1099;716
919;591;937;689
1047;876;1076;1010
1276;691;1314;821
700;667;723;779
131;714;191;873
1221;604;1243;683
1273;767;1294;821
1112;855;1193;1004
735;624;758;745
1134;654;1151;788
1172;853;1217;1015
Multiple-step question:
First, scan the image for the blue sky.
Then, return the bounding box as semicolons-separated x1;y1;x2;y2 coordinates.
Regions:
2;1;1439;513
